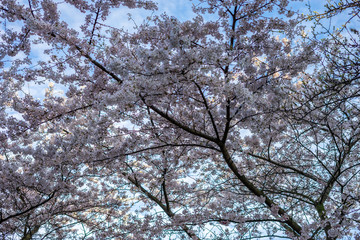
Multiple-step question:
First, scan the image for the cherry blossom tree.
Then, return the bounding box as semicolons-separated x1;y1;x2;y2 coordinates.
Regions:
0;0;359;239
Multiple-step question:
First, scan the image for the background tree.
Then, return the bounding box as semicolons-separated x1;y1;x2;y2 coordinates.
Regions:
0;0;359;239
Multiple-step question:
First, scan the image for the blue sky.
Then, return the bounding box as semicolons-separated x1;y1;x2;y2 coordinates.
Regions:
3;0;356;120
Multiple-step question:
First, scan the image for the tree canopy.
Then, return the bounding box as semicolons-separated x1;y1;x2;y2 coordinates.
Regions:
0;0;359;239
